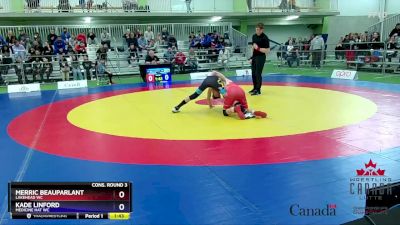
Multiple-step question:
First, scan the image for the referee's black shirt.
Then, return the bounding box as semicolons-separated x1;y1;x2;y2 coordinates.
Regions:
252;33;270;57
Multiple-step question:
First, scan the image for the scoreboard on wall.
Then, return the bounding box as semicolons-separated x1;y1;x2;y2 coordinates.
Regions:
8;182;132;220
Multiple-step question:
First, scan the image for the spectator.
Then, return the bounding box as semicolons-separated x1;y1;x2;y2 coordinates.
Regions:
126;33;138;48
218;49;229;67
75;42;87;55
127;44;138;66
6;31;17;46
187;47;198;71
190;35;201;48
174;51;186;73
32;50;43;83
1;45;13;75
61;28;71;42
207;44;218;62
146;40;158;52
171;46;177;55
71;55;83;80
79;0;86;10
88;30;96;45
145;50;160;65
370;32;383;49
200;33;212;48
68;34;76;48
32;32;43;47
14;56;27;84
389;23;400;38
163;47;175;64
386;35;399;64
286;41;300;67
144;26;154;43
31;41;43;53
335;38;345;60
310;34;324;69
168;34;178;49
161;28;169;44
137;35;147;51
185;0;192;13
59;55;70;81
41;57;53;82
54;36;66;54
12;41;26;60
47;30;58;46
100;30;111;48
76;32;87;46
155;33;163;46
97;59;114;84
96;44;108;61
189;32;196;42
82;55;93;80
123;29;131;45
247;0;252;12
42;42;53;60
18;30;29;46
0;35;7;47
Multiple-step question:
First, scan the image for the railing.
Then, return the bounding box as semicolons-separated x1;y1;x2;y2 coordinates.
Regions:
367;14;400;40
0;23;233;48
231;28;248;55
272;42;400;75
0;45;252;85
252;0;338;12
2;0;339;13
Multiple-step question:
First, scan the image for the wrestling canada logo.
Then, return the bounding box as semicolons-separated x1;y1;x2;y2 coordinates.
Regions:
350;159;392;215
356;159;385;176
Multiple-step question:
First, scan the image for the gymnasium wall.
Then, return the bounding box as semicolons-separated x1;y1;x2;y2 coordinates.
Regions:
245;25;314;44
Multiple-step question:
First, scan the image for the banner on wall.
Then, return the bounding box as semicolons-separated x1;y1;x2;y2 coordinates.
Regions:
7;83;41;93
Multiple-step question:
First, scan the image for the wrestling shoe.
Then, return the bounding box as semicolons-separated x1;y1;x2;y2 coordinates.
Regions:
244;112;256;119
172;107;180;113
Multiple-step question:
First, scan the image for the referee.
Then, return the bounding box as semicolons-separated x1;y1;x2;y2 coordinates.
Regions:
249;23;270;96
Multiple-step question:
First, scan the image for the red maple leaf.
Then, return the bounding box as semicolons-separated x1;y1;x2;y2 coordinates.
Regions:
376;169;385;176
357;169;365;176
365;159;377;168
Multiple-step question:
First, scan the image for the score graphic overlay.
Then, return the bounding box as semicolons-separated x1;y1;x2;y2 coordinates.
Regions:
8;182;132;220
146;67;172;83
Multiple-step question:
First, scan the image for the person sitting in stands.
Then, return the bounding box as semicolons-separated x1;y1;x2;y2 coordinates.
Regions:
127;44;139;66
145;50;160;65
54;36;66;55
167;34;178;49
161;28;169;45
42;57;53;82
47;30;58;46
163;47;175;64
100;30;111;48
126;33;138;49
174;51;187;73
82;55;93;80
87;30;96;45
187;47;198;71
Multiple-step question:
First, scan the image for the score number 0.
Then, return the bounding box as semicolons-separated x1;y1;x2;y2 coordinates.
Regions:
118;191;126;211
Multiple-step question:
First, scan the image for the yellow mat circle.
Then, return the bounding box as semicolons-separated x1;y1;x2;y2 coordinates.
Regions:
67;85;377;140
